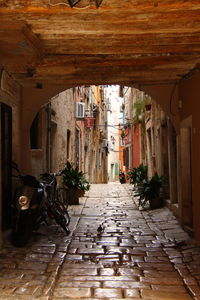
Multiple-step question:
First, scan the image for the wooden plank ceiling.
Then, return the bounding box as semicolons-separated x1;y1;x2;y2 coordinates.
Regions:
0;0;200;87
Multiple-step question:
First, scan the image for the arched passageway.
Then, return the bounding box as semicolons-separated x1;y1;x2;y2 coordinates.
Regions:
1;1;200;246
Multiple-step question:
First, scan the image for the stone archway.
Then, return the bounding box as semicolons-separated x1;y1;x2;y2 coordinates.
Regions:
20;82;180;174
1;0;198;174
1;0;200;244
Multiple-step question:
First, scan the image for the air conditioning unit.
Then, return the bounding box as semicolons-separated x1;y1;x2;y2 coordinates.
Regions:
102;139;108;148
76;102;85;118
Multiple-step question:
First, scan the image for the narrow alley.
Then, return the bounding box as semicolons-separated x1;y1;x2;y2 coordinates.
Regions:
0;184;200;300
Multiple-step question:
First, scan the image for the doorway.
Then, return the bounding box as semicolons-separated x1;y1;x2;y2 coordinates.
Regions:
180;116;193;231
0;103;12;230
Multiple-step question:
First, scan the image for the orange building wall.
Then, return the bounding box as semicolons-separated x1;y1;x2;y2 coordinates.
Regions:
132;124;140;168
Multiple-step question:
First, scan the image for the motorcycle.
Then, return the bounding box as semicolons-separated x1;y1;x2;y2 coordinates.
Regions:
11;163;70;247
119;171;126;184
11;162;44;246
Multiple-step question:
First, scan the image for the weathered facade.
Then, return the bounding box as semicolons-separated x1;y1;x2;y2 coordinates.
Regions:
84;85;108;184
30;85;108;183
123;88;144;172
106;85;124;182
30;89;75;177
125;86;193;235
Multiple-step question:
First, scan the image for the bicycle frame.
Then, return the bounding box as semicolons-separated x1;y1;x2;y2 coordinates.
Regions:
40;172;70;232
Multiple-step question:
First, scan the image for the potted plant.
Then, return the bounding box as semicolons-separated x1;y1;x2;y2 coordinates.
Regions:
133;95;152;126
128;163;148;185
133;97;145;125
61;161;90;204
139;173;163;209
78;177;90;196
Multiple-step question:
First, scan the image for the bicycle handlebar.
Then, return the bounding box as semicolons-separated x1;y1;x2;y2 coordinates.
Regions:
40;171;62;178
40;172;63;187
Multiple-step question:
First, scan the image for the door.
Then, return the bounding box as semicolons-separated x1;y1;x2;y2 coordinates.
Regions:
0;103;12;230
180;116;193;229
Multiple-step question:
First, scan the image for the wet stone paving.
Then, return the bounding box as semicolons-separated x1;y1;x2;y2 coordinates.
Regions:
1;184;200;299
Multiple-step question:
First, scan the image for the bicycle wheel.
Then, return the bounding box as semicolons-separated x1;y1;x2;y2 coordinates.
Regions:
56;201;70;226
51;204;70;234
56;188;70;224
57;188;69;209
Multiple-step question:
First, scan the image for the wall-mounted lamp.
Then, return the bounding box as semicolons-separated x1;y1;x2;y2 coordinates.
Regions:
26;68;35;78
36;82;43;89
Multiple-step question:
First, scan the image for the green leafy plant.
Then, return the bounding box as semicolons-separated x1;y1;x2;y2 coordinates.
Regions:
137;173;164;209
79;178;90;192
121;130;125;139
133;97;145;125
133;95;152;125
128;163;148;185
62;161;90;191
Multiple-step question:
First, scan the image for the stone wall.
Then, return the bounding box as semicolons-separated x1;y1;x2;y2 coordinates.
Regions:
0;70;21;248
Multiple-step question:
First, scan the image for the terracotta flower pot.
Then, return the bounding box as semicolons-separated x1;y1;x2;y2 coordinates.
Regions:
149;197;163;209
65;189;79;205
77;189;85;197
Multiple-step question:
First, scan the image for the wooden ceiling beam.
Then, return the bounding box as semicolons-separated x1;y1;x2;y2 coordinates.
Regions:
1;1;200;11
1;1;200;86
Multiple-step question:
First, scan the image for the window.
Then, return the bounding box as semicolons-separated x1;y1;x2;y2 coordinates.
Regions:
76;102;85;118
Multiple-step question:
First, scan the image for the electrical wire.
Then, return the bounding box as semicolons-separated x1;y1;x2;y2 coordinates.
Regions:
48;0;69;6
48;0;90;8
94;124;131;128
123;86;130;97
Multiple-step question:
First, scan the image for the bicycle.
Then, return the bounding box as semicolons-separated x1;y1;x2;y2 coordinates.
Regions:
40;172;70;234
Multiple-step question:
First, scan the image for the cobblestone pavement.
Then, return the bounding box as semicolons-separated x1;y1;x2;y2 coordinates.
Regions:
1;183;200;300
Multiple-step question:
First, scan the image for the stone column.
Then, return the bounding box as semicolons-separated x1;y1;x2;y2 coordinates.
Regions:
180;126;193;228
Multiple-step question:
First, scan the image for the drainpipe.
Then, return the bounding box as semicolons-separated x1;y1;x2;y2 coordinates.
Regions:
96;144;99;183
89;86;93;182
73;88;77;166
130;122;133;168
